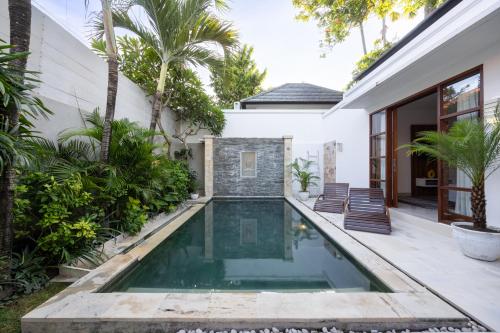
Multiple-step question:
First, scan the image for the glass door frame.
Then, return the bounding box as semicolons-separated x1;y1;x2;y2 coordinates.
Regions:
368;65;483;223
437;66;483;222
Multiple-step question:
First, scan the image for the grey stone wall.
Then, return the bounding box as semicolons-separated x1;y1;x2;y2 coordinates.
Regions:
213;138;284;196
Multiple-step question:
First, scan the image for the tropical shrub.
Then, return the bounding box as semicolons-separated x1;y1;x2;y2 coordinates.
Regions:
10;248;49;295
14;172;104;264
290;158;319;192
120;197;148;235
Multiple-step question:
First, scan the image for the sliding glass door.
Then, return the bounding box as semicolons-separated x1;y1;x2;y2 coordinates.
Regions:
438;69;482;221
369;110;387;197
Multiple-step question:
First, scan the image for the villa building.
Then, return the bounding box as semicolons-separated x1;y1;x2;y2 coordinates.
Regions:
211;0;500;227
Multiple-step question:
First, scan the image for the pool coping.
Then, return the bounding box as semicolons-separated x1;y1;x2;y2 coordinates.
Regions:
21;197;468;333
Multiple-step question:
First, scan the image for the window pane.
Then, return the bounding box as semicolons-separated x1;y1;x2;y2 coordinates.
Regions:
371;111;386;134
370;158;386;181
241;152;256;177
370;181;386;197
441;111;479;131
370;134;386;157
442;164;472;188
442;73;480;115
447;190;472;217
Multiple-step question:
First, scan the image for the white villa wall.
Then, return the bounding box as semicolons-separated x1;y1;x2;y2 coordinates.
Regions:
321;108;369;188
0;1;174;142
483;51;500;228
221;110;325;195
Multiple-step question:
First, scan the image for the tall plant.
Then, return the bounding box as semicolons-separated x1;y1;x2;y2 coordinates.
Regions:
1;0;48;292
290;158;319;192
95;0;238;138
404;113;500;230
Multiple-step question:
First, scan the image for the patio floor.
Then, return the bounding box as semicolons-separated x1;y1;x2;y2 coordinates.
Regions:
301;199;500;332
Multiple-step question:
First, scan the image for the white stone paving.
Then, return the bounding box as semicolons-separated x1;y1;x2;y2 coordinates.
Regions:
300;198;500;332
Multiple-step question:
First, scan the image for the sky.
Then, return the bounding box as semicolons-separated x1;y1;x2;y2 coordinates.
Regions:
33;0;424;93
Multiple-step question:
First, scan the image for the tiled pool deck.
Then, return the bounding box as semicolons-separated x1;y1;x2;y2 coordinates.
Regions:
300;199;500;332
21;197;470;333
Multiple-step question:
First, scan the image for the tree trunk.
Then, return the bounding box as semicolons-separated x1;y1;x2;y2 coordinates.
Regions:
149;62;168;136
359;22;367;55
99;0;119;163
381;16;387;45
471;181;487;230
1;0;31;290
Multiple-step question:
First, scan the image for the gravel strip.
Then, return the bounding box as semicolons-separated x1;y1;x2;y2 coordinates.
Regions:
175;321;489;333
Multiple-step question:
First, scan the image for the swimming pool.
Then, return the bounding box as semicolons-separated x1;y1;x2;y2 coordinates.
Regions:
104;198;389;293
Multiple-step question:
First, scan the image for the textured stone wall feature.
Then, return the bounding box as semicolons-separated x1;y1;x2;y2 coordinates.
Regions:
204;136;214;197
213;138;284;196
323;141;336;183
283;136;293;197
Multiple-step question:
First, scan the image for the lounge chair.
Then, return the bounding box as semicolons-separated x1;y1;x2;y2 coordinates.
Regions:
344;188;391;234
313;183;349;214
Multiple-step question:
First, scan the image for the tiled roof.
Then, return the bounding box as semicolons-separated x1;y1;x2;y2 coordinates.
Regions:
240;83;343;104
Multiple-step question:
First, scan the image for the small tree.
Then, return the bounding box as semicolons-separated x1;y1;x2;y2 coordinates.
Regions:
169;68;225;152
210;45;267;108
404;112;500;230
290;158;319;192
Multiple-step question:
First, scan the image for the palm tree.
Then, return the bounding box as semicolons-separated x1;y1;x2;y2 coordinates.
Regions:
404;113;500;230
86;0;120;163
98;0;237;137
1;0;48;296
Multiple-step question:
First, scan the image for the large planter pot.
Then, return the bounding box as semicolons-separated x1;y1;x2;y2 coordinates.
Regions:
298;191;310;201
190;193;199;200
451;222;500;261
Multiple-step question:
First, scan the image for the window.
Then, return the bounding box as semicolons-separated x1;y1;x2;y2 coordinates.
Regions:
369;110;386;196
240;152;257;177
439;70;482;220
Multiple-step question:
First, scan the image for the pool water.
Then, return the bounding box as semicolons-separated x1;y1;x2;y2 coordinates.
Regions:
104;199;389;292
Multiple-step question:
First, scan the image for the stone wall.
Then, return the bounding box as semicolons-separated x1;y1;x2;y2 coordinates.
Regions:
213;138;284;196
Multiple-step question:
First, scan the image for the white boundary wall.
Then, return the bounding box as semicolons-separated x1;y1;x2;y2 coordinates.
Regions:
0;1;175;141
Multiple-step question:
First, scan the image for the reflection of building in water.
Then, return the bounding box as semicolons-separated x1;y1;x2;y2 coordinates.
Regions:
204;202;214;262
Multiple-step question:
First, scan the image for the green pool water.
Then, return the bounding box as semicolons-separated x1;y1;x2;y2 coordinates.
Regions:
104;199;389;293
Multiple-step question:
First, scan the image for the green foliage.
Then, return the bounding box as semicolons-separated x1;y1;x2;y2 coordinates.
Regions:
121;197;148;235
10;248;49;295
290;158;319;192
210;45;267;108
93;37;226;146
346;41;392;89
188;170;198;194
403;113;500;188
14;172;102;264
0;41;51;173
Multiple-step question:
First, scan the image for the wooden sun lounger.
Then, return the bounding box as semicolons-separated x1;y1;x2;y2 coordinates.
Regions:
313;183;349;214
344;188;391;234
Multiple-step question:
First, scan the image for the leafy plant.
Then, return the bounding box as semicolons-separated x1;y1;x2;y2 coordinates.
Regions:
121;197;148;235
290;158;319;192
210;44;267;108
10;248;49;295
92;0;238;134
403;108;500;230
188;171;198;194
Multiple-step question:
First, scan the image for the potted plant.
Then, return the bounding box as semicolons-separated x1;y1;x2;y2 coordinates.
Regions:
405;108;500;261
188;171;199;200
290;158;319;201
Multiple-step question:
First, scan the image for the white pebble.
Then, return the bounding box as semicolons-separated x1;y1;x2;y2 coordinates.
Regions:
272;328;280;333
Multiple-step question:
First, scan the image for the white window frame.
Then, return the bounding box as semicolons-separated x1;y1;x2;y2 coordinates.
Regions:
240;151;257;178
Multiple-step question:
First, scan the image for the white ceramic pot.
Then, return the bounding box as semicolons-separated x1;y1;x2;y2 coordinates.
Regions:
298;191;310;201
451;222;500;261
190;193;199;200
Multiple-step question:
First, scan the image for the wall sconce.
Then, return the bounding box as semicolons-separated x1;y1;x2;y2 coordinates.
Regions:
336;142;343;152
